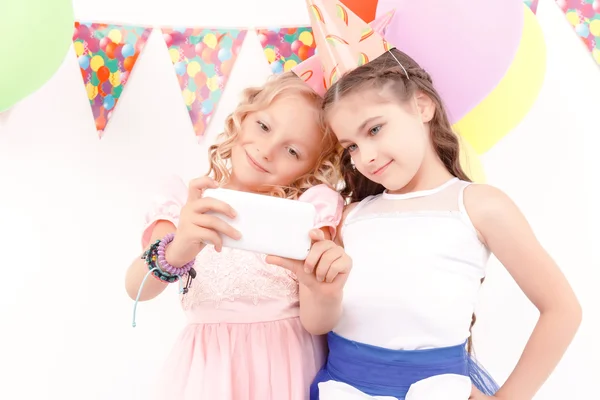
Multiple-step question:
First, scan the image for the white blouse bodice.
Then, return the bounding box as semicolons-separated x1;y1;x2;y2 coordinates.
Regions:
334;178;490;350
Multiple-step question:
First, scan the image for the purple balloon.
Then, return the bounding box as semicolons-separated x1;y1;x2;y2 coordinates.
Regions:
376;0;523;123
101;81;113;96
200;85;211;100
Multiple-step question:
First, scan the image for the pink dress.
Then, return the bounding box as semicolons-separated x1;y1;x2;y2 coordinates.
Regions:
141;177;344;400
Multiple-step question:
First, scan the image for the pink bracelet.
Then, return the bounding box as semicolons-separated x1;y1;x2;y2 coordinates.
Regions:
156;233;195;276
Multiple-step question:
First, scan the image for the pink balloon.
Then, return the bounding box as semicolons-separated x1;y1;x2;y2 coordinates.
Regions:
135;39;145;53
183;44;196;59
99;37;110;50
86;39;99;53
277;41;292;57
594;1;600;14
76;25;91;40
291;40;302;52
580;4;596;18
376;0;524;123
170;31;184;46
163;33;173;48
557;0;581;12
257;33;268;46
195;43;205;56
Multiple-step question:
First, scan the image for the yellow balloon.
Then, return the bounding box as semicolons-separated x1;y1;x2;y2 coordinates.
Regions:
90;55;104;72
203;33;217;49
86;82;98;100
593;48;600;65
182;89;195;106
74;41;85;57
264;48;276;63
453;5;545;154
108;29;122;44
187;61;202;77
589;20;600;37
458;137;485;183
109;71;121;87
299;31;314;46
169;48;180;64
284;59;298;71
566;11;579;27
206;76;219;91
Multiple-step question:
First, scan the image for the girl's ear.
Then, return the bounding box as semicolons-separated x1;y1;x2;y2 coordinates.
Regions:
414;91;435;123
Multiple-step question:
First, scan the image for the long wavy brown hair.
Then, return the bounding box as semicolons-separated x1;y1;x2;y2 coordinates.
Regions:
323;48;479;353
207;72;342;199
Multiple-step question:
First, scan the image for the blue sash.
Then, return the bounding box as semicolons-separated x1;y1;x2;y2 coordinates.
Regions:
311;332;498;399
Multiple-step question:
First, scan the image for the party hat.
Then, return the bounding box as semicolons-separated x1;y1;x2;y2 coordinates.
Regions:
293;0;394;95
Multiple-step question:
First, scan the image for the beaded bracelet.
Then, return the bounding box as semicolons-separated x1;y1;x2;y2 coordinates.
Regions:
142;239;180;284
156;233;195;276
141;233;195;283
133;234;197;328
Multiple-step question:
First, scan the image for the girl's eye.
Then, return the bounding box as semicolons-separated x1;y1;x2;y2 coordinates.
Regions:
257;121;269;132
369;125;382;135
287;148;299;158
347;144;358;152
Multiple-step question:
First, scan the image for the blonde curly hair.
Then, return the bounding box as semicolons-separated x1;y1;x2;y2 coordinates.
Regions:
207;72;342;199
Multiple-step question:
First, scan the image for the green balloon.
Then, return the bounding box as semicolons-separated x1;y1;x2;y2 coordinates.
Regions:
90;71;100;86
112;85;123;98
0;0;74;111
106;58;119;73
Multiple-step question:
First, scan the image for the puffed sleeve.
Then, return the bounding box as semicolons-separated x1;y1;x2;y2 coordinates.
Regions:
141;175;188;248
298;184;344;240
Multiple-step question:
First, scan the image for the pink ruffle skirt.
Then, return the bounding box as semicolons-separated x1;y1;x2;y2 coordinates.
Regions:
154;316;326;400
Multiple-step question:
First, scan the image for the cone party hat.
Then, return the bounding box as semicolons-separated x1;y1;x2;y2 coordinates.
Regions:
293;0;395;95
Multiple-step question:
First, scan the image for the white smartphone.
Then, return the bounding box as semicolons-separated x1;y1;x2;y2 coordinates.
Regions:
202;188;317;260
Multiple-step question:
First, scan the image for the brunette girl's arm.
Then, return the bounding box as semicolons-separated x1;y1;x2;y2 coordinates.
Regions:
295;203;356;335
466;184;581;400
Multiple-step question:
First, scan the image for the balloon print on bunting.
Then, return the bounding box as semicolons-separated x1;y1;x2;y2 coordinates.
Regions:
163;28;247;138
524;0;539;13
557;0;600;66
73;23;151;138
256;27;317;74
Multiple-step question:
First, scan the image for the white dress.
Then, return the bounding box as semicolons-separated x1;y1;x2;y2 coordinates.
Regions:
316;178;496;399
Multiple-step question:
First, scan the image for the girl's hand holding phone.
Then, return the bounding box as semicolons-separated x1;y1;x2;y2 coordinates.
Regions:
266;229;351;298
167;177;241;266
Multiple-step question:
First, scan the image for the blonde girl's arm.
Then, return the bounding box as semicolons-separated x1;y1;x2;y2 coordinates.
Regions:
124;176;235;302
124;175;187;301
465;184;582;400
125;220;175;301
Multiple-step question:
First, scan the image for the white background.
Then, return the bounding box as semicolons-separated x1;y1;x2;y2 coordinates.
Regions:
0;0;597;399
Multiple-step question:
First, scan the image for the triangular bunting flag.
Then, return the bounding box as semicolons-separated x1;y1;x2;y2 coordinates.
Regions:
558;1;600;66
73;23;151;138
524;0;538;14
163;28;247;138
256;27;317;74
